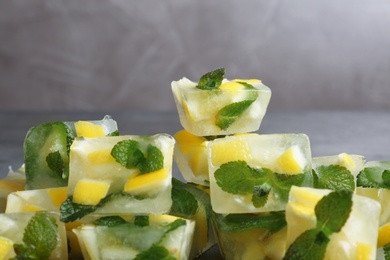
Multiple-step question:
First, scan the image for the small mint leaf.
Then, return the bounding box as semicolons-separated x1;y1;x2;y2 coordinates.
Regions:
14;212;58;260
93;216;127;227
196;68;225;90
213;211;286;233
139;145;164;173
357;167;387;188
134;216;149;227
215;99;256;130
315;189;353;236
313;165;355;191
284;229;329;260
46;151;66;180
170;181;199;217
107;130;120;136
383;170;390;187
214;161;266;195
111;139;144;169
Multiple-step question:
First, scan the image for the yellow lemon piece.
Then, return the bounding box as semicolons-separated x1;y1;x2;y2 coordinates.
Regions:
149;214;179;225
124;168;168;194
174;130;206;155
22;204;45;212
338;153;355;169
277;146;305;174
88;149;116;164
211;137;251;166
377;222;390;248
47;187;68;207
73;179;111;205
75;121;106;137
0;236;14;259
219;81;246;91
356;242;372;260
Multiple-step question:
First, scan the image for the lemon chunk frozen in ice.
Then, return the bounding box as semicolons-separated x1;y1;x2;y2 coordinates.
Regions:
124;168;168;195
73;179;110;205
377;222;390;248
75;121;106;137
0;236;14;259
173;130;209;185
210;135;252;166
276;146;306;174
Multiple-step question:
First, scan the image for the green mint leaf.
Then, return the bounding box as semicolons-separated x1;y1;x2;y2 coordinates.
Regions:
107;130;120;136
313;165;355;191
215;99;256;130
196;68;225;90
60;196;98;222
315;189;353;236
46;151;66;180
384;243;390;260
213;211;286;233
273;173;306;202
215;161;306;208
93;216;128;227
214;161;266;195
252;184;271;208
170;180;199;217
139;145;164;173
134;216;150;227
111;140;144;169
134;244;174;260
60;192;148;222
13;212;58;260
162;219;186;235
357;167;387;188
383;170;390;187
283;229;329;260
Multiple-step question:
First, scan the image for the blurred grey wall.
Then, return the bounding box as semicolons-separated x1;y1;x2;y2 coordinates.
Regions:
1;0;390;112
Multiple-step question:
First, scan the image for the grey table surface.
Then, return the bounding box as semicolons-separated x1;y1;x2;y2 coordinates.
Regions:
0;109;389;259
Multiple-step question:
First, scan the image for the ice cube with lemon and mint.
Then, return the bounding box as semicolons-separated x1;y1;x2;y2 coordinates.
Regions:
208;133;312;214
61;134;175;223
285;186;380;260
211;211;288;260
23;115;118;190
0;211;68;259
73;214;195;260
355;160;390;255
312;153;365;191
171;68;271;136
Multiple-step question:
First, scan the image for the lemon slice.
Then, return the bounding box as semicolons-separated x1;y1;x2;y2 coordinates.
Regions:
123;168;168;195
73;179;111;205
276;146;306;174
0;236;14;259
75;121;106;137
210;136;251;166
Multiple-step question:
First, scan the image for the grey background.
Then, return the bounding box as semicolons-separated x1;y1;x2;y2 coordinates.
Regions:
1;0;390;112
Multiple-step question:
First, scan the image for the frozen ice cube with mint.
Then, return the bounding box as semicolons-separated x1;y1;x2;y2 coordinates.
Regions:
171;68;271;136
208;133;312;213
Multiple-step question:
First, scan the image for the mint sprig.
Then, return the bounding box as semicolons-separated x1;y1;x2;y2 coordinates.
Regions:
284;190;353;260
170;180;199;217
196;68;225;90
13;212;58;260
357;167;390;189
312;165;355;191
213;211;286;233
384;243;390;260
214;161;306;208
93;216;128;227
111;140;164;173
215;99;256;130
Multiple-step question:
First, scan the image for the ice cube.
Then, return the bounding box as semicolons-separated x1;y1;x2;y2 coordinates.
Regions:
208;133;312;213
